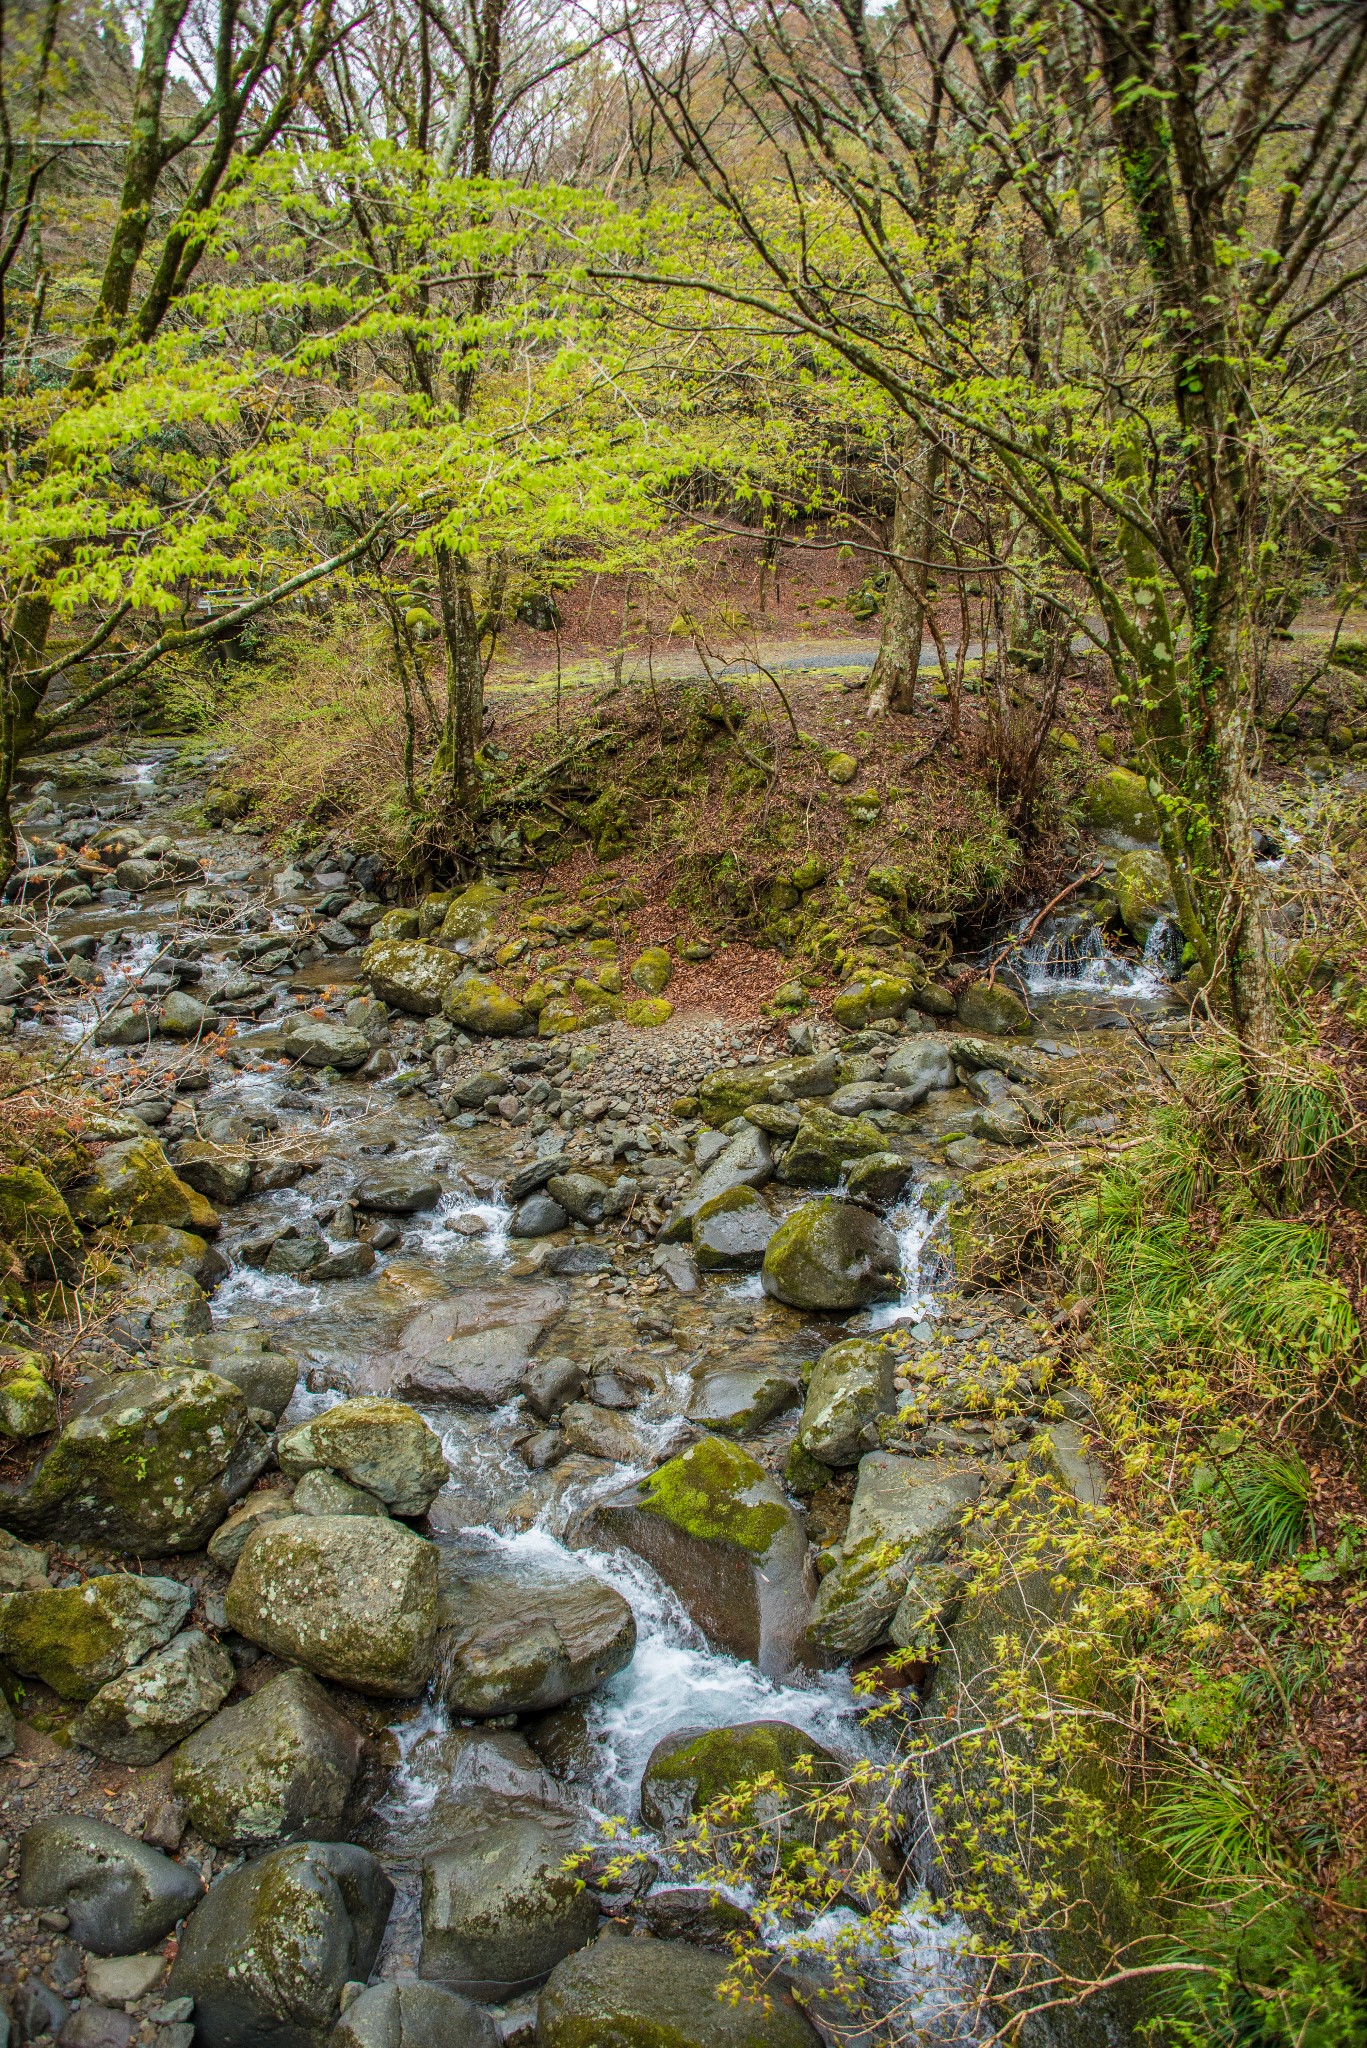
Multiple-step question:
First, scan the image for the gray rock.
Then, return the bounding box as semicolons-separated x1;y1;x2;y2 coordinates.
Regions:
686;1369;800;1437
545;1171;608;1224
506;1153;571;1200
0;1367;269;1554
16;1977;71;2041
94;1005;157;1048
352;1167;442;1214
361;938;464;1016
508;1193;568;1237
169;1328;299;1417
107;1266;212;1347
538;1932;820;2048
73;1629;235;1766
329;1982;499;2048
291;1467;389;1517
807;1453;982;1660
639;1720;842;1835
0;1686;15;1759
420;1816;599;2000
954;982;1031;1036
0;1574;192;1701
380;1283;568;1406
277;1397;448;1517
522;1355;583;1420
662;1128;774;1242
206;1489;296;1570
576;1437;814;1676
84;1952;168;2004
434;1540;635;1717
166;1840;394;2047
265;1227;329;1274
760;1200;902;1313
18;1816;202;1955
797;1339;896;1467
125;1222;228;1292
174;1142;252;1206
159;991;218;1039
882;1041;955;1095
558;1401;648;1464
691;1186;778;1272
844;1152;915;1207
282;1018;372;1069
311;1241;378;1281
0;1525;48;1592
173;1667;364;1850
226;1514;439;1695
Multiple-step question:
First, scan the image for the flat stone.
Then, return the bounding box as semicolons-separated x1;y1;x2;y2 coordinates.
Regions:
282;1017;372;1068
84;1952;168;2004
352;1167;442;1213
686;1369;799;1437
379;1283;568;1405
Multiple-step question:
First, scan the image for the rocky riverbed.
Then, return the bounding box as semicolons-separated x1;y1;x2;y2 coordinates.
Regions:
0;744;1188;2047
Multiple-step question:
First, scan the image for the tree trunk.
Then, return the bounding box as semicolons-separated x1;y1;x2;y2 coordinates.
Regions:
868;436;939;716
433;546;484;807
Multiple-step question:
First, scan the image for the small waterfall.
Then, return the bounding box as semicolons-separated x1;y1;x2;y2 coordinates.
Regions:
866;1188;951;1332
1015;912;1167;997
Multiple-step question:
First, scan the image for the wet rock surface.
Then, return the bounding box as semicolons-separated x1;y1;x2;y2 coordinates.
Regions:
0;741;1175;2043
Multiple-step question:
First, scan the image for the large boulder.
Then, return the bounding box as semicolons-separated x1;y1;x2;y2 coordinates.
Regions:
882;1041;956;1095
74;1628;235;1765
170;1327;299;1418
438;882;506;942
352;1166;442;1213
0;1574;191;1700
420;1815;599;2000
1113;847;1175;945
225;1514;438;1696
538;1931;820;2048
125;1221;228;1292
70;1135;220;1236
166;1839;394;2048
577;1437;813;1676
1081;766;1160;842
0;1165;81;1274
173;1667;364;1851
1;1368;270;1553
807;1453;982;1662
173;1141;253;1206
362;939;463;1016
639;1720;842;1834
954;981;1031;1036
18;1816;202;1955
662;1127;774;1242
434;1540;635;1717
686;1368;799;1437
776;1105;888;1188
329;1982;499;2048
797;1338;897;1467
282;1018;372;1070
696;1053;839;1128
378;1281;568;1406
277;1398;448;1517
761;1200;901;1312
442;972;528;1037
830;973;918;1029
691;1186;778;1271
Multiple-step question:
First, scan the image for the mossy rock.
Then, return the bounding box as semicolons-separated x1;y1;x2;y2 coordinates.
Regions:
624;997;673;1028
821;749;859;783
361;938;463;1017
173;1665;364;1851
370;907;420;942
954;981;1031;1036
69;1135;220;1237
797;1338;896;1467
1;1367;270;1554
0;1572;192;1700
0;1168;81;1277
277;1396;448;1517
441;971;528;1038
440;882;506;943
639;1720;842;1834
538;997;583;1038
581;1438;814;1675
948;1150;1102;1286
418;890;460;937
1113;848;1174;944
777;1105;888;1188
761;1198;901;1312
790;853;828;891
538;1932;821;2048
1081;767;1160;842
695;1053;839;1128
0;1353;57;1437
831;974;916;1028
630;947;673;995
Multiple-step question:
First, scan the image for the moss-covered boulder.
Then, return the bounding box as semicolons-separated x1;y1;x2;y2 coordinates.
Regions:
692;1185;779;1271
954;981;1031;1035
173;1666;364;1850
1113;847;1174;945
2;1367;269;1553
844;1151;915;1207
362;938;463;1016
370;907;421;942
277;1397;448;1517
686;1367;800;1437
74;1626;234;1765
330;1983;500;2048
629;947;673;994
124;1222;226;1291
434;1541;636;1718
539;1931;820;2048
171;1326;299;1417
696;1053;839;1128
70;1135;220;1237
442;971;528;1037
761;1199;901;1312
226;1513;439;1696
0;1572;192;1700
948;1149;1101;1287
777;1105;888;1188
171;1139;253;1206
537;996;583;1036
822;748;858;783
790;852;828;891
797;1339;896;1467
282;1017;372;1069
577;1437;814;1676
807;1453;981;1662
0;1167;81;1277
167;1840;394;2044
1081;766;1160;842
624;996;673;1028
0;1352;57;1437
831;973;917;1028
639;1719;842;1834
439;882;505;942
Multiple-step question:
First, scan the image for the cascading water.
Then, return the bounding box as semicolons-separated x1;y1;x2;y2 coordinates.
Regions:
1014;912;1166;997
